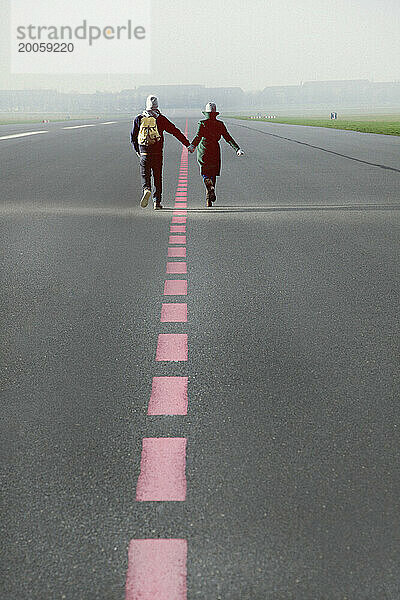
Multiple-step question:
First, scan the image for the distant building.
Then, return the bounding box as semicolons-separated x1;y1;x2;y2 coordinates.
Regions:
0;80;399;113
301;79;370;104
370;81;400;105
136;85;206;108
261;85;301;106
0;89;58;111
205;87;245;107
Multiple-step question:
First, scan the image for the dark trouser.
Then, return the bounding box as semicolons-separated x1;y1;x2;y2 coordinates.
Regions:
140;148;163;204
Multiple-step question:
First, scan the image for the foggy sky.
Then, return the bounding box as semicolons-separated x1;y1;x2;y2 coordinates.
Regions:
0;0;399;92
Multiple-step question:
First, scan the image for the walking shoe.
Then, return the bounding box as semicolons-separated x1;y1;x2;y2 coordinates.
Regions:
140;188;151;208
204;178;216;203
207;199;213;207
153;201;163;210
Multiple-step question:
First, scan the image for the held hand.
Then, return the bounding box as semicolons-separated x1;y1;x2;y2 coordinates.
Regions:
237;149;244;156
187;144;195;153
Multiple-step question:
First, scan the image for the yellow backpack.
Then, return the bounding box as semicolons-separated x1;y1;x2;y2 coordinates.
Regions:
138;116;161;146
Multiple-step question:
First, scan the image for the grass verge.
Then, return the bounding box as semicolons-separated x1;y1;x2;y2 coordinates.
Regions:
228;116;400;136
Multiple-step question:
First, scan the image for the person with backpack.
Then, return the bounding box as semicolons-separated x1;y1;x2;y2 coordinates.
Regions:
188;102;244;206
131;95;193;210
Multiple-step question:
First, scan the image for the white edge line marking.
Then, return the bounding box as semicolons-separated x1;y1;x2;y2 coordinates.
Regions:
100;121;117;125
62;124;97;129
0;131;48;140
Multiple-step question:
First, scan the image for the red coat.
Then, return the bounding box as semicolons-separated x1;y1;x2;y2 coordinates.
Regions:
191;116;239;176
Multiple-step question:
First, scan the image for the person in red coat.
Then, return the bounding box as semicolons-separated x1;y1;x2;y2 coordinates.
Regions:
189;102;244;206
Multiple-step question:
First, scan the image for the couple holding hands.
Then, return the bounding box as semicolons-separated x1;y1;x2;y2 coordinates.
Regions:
131;95;244;209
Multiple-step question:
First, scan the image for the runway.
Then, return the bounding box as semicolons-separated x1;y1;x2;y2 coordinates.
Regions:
1;115;399;599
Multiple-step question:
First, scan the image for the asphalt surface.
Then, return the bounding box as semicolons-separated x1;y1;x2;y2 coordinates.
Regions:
1;116;400;599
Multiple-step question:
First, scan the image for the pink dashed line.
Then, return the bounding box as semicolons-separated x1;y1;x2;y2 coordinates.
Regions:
148;376;188;415
136;438;187;501
156;333;188;361
127;122;189;600
168;247;186;257
166;262;187;274
169;236;186;245
164;280;187;295
126;539;187;600
161;303;187;322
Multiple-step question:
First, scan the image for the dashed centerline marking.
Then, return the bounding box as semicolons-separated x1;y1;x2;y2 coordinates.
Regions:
156;333;188;361
164;280;187;296
0;131;48;140
169;235;187;245
168;247;186;257
161;303;188;322
148;377;188;415
127;122;189;598
136;438;187;501
126;539;187;600
166;261;187;274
